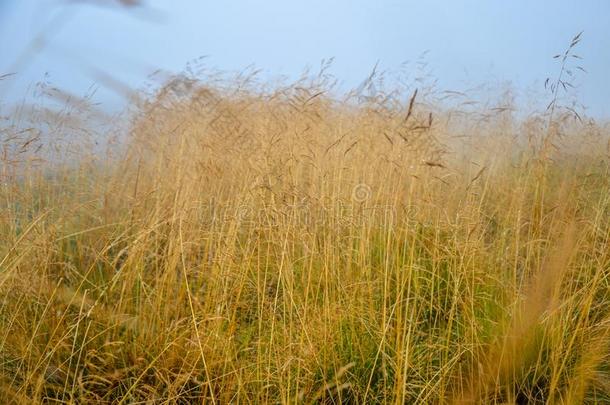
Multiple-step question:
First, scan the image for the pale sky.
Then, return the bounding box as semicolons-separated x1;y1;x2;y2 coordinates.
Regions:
1;0;609;117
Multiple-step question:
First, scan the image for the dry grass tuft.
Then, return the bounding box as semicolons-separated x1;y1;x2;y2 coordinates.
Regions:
1;66;609;403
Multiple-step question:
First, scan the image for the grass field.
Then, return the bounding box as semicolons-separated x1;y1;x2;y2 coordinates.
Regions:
1;69;609;403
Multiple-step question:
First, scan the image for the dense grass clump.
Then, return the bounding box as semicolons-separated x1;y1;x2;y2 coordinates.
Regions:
1;73;609;403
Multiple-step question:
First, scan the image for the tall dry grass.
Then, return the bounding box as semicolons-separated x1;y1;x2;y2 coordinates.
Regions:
1;67;609;404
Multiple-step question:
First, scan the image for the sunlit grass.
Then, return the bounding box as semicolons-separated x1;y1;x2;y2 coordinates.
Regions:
1;72;609;403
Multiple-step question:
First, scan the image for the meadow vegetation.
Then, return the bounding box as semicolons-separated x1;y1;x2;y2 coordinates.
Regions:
1;59;609;403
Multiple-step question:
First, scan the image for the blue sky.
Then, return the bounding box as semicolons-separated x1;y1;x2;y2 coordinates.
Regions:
1;0;609;117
